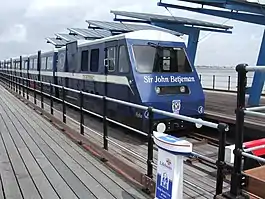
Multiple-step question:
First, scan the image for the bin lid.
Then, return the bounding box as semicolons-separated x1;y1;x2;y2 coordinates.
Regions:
153;131;192;154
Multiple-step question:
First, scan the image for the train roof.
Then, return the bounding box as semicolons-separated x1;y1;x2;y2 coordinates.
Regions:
58;29;185;51
3;29;184;61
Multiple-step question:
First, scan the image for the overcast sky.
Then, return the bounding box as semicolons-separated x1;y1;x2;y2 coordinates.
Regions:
0;0;264;66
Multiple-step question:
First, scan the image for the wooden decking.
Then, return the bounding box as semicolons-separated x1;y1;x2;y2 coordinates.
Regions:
0;85;149;199
205;90;265;128
0;84;233;199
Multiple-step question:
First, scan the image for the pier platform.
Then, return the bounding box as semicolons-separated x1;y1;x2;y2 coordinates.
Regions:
0;84;149;199
0;78;232;199
205;90;265;131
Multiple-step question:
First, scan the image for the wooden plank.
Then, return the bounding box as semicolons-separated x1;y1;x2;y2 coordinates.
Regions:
0;108;41;199
0;100;59;199
0;96;78;199
6;93;149;199
0;122;23;199
0;96;98;199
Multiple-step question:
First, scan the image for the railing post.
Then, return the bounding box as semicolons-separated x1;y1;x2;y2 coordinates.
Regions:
199;74;201;82
215;123;228;196
26;79;29;100
34;80;36;104
103;96;108;150
147;106;154;179
62;87;66;123
40;81;44;109
79;91;84;135
227;64;247;198
19;56;22;95
50;84;53;115
228;76;231;91
213;75;216;89
15;75;18;92
22;77;25;98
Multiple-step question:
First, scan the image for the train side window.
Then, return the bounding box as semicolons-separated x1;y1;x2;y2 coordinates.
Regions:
47;56;53;70
29;59;33;70
118;45;129;73
81;50;89;71
90;49;99;72
34;59;37;70
41;57;47;70
106;46;116;72
24;60;28;69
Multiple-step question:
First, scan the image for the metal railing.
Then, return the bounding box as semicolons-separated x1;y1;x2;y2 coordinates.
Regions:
225;64;265;198
198;73;265;94
0;67;229;196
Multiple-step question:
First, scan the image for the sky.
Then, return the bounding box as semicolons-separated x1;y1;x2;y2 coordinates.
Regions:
0;0;264;66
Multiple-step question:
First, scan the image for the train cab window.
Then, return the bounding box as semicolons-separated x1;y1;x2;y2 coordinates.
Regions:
118;45;129;73
81;50;89;71
90;49;99;72
47;56;53;70
106;46;116;72
41;57;47;70
133;45;192;73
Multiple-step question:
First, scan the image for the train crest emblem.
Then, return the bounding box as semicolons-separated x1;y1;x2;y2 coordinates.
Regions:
172;100;181;114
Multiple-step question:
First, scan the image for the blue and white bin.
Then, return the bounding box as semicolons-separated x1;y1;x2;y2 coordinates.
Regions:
153;131;193;199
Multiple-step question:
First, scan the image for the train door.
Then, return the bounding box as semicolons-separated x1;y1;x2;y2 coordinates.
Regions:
104;40;119;119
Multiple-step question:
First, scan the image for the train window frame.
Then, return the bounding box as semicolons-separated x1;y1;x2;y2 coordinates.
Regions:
118;45;130;73
46;56;53;70
81;50;89;72
41;57;47;70
105;46;116;73
29;59;32;70
33;58;38;70
24;60;28;70
132;44;193;74
90;48;99;72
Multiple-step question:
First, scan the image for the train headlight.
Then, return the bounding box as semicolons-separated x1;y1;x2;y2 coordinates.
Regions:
157;123;166;133
155;87;160;94
180;86;185;93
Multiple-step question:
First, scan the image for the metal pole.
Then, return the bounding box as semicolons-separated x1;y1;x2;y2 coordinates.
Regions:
19;56;22;95
34;80;36;104
80;91;84;135
215;123;228;196
229;64;247;197
228;76;231;91
27;58;29;100
50;83;53;115
41;81;44;109
62;87;66;123
103;96;108;150
213;75;215;89
27;79;29;100
147;107;154;179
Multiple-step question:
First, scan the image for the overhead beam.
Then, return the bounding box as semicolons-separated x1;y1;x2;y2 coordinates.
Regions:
158;0;265;16
157;2;265;26
248;30;265;106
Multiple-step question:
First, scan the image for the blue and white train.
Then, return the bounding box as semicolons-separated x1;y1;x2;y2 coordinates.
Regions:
0;29;205;133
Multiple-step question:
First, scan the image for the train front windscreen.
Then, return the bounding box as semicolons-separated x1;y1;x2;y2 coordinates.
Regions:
132;44;193;74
